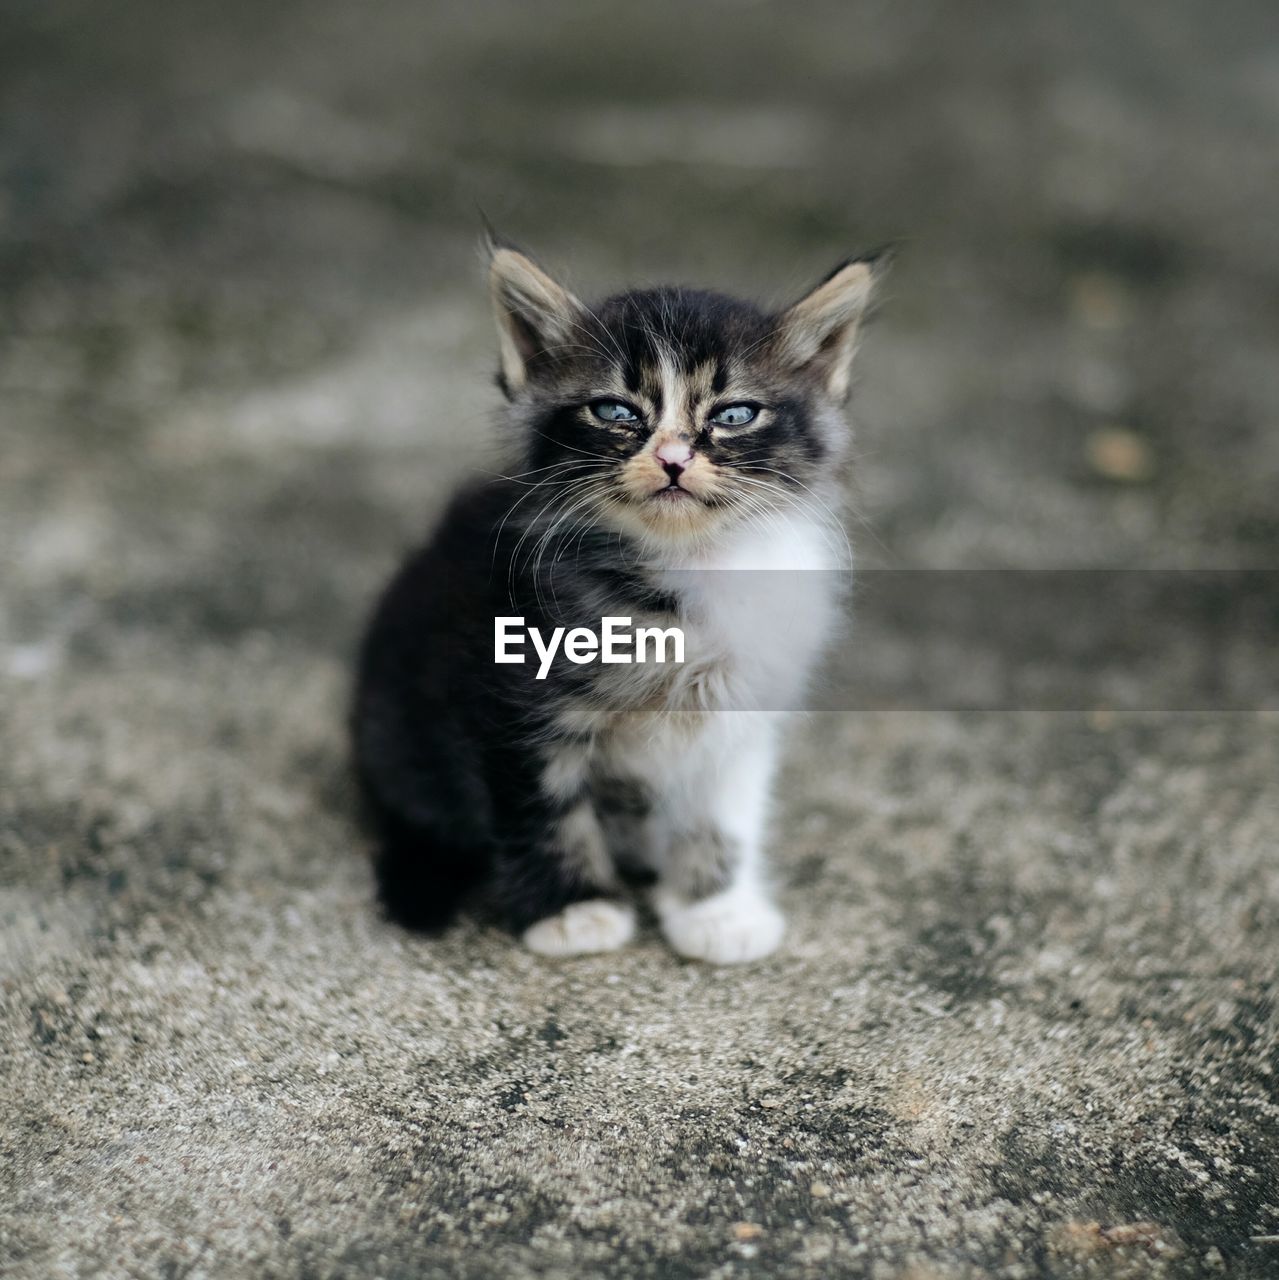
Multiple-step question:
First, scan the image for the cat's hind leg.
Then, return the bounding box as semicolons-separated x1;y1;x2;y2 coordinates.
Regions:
370;806;492;933
355;697;494;934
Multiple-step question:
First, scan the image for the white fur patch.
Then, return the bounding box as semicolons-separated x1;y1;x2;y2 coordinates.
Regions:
522;899;636;957
656;883;784;965
653;508;847;714
541;744;592;801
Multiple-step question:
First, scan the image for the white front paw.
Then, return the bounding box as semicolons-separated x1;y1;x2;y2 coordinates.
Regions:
522;899;636;957
657;887;784;964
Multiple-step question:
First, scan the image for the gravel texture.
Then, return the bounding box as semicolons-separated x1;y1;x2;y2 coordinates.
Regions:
2;2;1277;1276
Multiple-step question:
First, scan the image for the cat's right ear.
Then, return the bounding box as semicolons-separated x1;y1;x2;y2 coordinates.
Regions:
486;241;584;395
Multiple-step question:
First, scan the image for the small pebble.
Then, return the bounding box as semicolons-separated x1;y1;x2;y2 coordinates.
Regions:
1069;272;1134;331
810;1181;832;1198
1085;427;1154;483
731;1222;763;1242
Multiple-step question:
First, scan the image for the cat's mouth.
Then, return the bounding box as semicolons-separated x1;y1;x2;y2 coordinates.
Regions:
653;483;693;501
612;459;719;525
649;479;714;507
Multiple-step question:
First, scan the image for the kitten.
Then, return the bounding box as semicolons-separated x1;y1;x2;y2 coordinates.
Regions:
352;238;885;963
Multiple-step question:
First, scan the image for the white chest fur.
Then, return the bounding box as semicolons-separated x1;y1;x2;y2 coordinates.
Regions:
658;509;847;713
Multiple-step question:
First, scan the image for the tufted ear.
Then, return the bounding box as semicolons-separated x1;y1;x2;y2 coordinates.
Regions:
487;242;585;394
773;250;890;401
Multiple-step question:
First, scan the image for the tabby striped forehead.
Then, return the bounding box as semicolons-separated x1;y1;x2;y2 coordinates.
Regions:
583;286;775;408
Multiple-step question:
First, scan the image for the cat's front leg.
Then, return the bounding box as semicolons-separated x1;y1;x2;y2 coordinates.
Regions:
499;749;635;957
653;715;785;965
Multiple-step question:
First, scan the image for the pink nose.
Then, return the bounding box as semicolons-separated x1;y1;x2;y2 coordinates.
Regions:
655;440;694;474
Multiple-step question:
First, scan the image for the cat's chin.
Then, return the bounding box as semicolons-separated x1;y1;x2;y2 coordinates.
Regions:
603;493;728;544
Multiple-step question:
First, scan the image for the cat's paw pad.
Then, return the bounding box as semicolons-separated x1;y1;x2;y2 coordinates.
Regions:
523;899;636;956
658;889;784;964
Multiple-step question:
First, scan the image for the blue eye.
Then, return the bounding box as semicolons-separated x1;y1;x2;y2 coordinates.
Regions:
590;400;640;424
710;403;757;427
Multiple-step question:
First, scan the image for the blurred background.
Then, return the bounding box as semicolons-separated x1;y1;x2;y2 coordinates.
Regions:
4;0;1278;624
3;4;1278;1277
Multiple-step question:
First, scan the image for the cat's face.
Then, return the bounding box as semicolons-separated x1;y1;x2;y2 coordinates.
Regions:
489;244;883;545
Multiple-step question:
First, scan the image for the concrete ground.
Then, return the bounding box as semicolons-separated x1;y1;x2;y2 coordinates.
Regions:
2;2;1277;1276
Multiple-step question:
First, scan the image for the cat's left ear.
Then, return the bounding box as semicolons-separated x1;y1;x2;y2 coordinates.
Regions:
487;240;585;394
773;250;891;401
